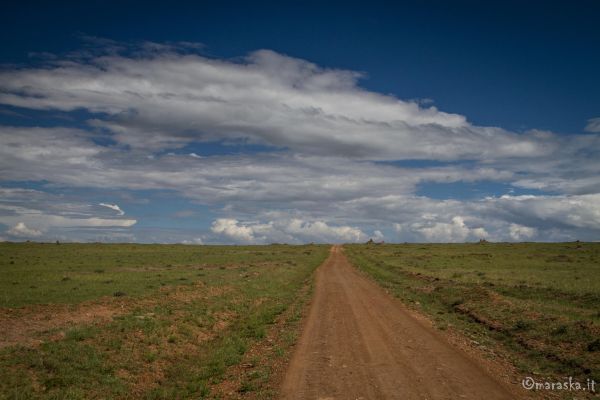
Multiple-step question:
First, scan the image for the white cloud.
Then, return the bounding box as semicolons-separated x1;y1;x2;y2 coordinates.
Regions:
99;203;125;215
2;213;136;230
341;192;600;236
371;230;385;242
284;218;366;243
0;47;557;161
508;224;537;241
0;188;137;242
585;117;600;133
0;43;599;243
493;194;600;230
210;217;366;244
211;218;257;243
0;127;518;204
413;216;478;243
182;238;204;245
471;227;489;239
7;222;42;238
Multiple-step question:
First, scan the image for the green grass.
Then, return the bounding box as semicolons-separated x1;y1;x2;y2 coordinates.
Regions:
0;242;325;307
0;243;329;399
344;242;600;393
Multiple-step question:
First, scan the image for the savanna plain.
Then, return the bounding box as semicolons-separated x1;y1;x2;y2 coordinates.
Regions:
0;242;598;399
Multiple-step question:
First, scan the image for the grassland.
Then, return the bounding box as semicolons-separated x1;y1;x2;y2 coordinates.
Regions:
0;242;329;399
344;242;600;392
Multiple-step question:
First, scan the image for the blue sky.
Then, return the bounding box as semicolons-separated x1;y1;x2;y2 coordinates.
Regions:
1;1;599;243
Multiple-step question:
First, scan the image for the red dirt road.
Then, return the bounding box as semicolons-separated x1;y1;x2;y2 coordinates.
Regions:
280;246;519;400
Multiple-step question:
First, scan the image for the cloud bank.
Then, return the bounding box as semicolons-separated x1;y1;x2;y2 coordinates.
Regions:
211;218;366;244
0;42;598;243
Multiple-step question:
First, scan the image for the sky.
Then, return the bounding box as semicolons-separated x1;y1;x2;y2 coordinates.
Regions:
0;1;599;244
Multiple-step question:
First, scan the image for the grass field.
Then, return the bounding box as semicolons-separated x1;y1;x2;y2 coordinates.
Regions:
344;243;600;390
3;242;598;399
0;242;329;399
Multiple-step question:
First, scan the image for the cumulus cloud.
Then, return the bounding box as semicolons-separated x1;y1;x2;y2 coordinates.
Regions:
411;216;487;243
7;222;42;238
210;217;366;244
339;193;600;242
508;224;537;241
99;203;125;215
371;230;385;242
284;219;365;243
211;218;257;243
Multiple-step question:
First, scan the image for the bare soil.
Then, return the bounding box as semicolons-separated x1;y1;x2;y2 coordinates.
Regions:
280;246;525;400
0;282;231;349
0;302;122;348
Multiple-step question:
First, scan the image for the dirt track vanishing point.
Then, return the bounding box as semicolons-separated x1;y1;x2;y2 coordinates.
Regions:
280;245;518;400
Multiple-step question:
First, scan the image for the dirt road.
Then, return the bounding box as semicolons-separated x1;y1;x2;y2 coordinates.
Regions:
280;246;519;400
